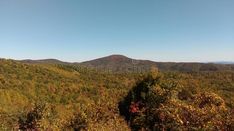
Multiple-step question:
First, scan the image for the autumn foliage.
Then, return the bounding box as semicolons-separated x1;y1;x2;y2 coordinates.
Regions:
0;59;234;130
119;71;234;130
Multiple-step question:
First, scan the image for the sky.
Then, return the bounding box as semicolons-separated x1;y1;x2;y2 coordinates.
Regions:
0;0;233;62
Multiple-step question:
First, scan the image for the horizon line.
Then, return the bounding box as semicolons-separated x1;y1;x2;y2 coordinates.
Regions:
1;55;233;64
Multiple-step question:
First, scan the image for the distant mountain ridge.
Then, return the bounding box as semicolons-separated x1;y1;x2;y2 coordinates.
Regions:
212;61;234;64
80;55;234;72
19;55;234;72
20;59;71;64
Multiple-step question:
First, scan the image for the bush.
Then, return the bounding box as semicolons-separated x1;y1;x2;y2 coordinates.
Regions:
65;111;88;131
18;103;46;130
119;72;233;130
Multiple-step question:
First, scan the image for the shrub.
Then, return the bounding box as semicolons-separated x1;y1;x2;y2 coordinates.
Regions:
18;103;46;130
65;111;88;131
119;72;233;130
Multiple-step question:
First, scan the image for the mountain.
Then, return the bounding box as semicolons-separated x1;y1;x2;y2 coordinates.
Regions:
20;59;70;65
19;55;234;72
80;55;157;72
1;57;234;130
213;61;234;65
81;55;234;72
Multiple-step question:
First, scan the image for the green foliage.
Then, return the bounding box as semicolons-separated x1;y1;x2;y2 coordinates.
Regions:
18;103;46;130
64;111;88;131
119;72;234;130
0;60;132;130
0;59;233;130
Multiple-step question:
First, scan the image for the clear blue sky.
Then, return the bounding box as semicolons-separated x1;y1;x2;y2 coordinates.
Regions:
0;0;233;62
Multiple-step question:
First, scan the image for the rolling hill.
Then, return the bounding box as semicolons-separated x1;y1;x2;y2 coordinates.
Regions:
80;55;234;72
20;55;234;73
20;59;70;65
80;55;157;72
0;58;234;130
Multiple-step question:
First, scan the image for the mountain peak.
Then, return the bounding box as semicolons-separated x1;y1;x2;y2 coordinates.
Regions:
108;54;128;58
82;54;132;65
102;54;130;61
80;54;158;72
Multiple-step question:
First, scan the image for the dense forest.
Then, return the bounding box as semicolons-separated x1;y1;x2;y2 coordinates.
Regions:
0;58;234;130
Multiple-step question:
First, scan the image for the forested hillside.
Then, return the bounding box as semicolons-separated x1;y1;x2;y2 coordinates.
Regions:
0;58;234;130
80;55;234;72
21;55;234;73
